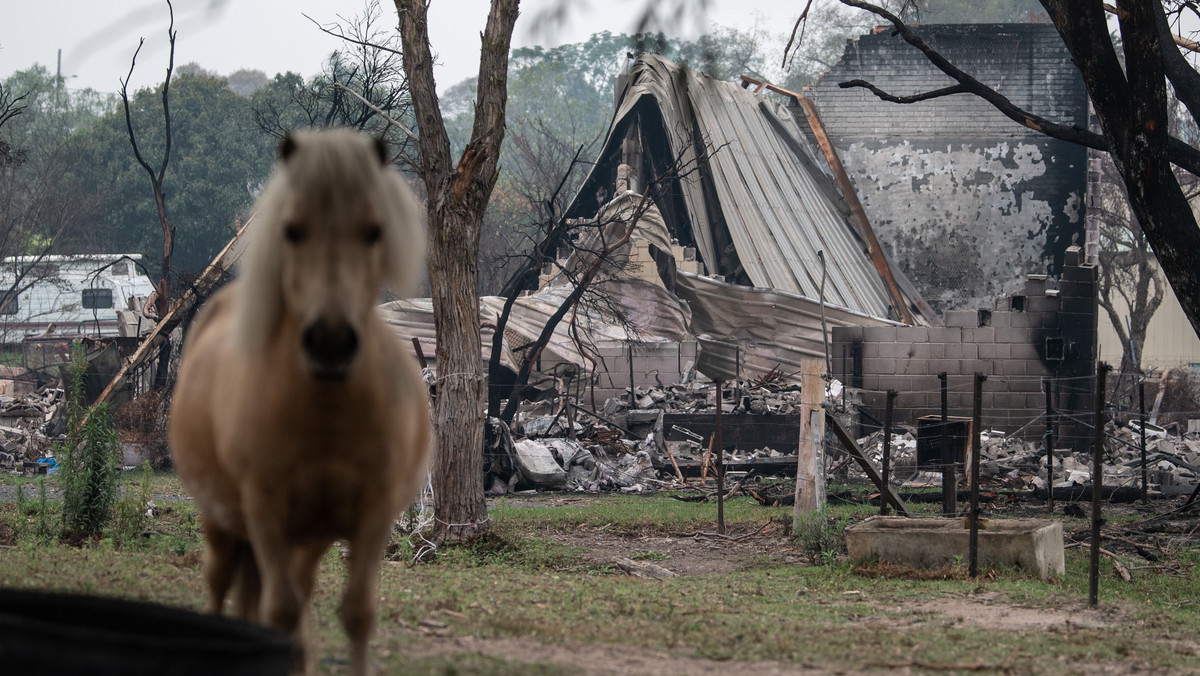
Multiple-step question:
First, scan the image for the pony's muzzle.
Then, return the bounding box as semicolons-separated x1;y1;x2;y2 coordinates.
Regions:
301;319;359;381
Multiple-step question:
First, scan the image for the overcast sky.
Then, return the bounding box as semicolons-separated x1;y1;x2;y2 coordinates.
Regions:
0;0;806;96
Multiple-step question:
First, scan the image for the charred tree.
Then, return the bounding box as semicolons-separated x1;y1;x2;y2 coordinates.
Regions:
394;0;519;543
119;0;177;390
119;0;176;320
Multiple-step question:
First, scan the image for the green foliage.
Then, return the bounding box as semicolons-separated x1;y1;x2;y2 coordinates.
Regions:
793;508;851;564
111;462;154;548
64;72;273;276
57;342;121;538
14;478;55;544
1;65;115;269
906;0;1045;23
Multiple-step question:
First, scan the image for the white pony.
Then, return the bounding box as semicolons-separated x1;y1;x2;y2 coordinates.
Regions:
169;128;431;676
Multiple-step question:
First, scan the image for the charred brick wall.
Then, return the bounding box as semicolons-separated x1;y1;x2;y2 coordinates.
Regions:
805;23;1089;313
590;341;699;404
832;247;1097;451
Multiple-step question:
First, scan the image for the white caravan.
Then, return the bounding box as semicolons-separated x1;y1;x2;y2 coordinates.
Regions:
0;254;157;343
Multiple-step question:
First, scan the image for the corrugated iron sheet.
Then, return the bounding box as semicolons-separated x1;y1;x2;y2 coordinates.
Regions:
580;54;911;323
379;277;691;373
675;271;895;381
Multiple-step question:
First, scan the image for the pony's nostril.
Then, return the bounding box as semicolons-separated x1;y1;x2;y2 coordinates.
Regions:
302;321;359;368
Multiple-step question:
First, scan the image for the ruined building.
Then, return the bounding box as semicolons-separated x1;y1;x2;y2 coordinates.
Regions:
806;23;1089;313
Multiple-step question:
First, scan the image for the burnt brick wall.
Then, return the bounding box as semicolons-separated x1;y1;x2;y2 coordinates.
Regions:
591;341;699;404
832;247;1097;451
804;23;1089;313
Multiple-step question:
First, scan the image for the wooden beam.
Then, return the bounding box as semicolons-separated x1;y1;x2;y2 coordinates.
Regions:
92;214;255;407
825;410;911;516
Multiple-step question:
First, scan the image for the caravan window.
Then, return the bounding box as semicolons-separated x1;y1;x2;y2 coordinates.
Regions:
82;288;114;309
0;292;17;315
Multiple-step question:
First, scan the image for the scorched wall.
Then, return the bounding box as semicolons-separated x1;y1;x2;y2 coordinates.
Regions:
805;23;1089;313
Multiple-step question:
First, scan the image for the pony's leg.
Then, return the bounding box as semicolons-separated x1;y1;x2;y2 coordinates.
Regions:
342;519;392;676
202;524;239;615
233;542;262;622
289;542;329;674
242;508;307;674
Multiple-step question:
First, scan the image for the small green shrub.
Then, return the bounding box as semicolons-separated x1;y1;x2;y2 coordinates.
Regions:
112;462;154;548
57;342;121;539
793;508;847;564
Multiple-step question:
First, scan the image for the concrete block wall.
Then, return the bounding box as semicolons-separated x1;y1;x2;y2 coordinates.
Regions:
833;247;1097;450
804;23;1089;313
590;340;699;403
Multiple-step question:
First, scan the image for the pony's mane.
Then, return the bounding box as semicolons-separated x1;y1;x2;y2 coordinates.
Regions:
232;128;424;351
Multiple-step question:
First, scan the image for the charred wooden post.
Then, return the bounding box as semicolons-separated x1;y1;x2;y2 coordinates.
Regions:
1090;363;1110;607
715;378;726;535
1044;377;1055;513
969;372;986;578
825;412;911;516
881;390;897;516
939;372;954;516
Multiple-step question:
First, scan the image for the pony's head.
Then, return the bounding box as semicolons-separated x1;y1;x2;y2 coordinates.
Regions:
235;128;424;381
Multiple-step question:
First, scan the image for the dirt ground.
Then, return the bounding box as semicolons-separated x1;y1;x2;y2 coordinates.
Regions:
384;523;1153;676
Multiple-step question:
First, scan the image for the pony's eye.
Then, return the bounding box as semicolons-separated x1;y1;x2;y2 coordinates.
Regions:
363;224;383;245
284;223;306;244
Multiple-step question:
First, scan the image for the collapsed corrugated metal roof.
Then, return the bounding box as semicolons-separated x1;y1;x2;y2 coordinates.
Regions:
565;53;932;326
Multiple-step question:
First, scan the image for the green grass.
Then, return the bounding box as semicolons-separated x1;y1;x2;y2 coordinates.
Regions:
0;480;1197;674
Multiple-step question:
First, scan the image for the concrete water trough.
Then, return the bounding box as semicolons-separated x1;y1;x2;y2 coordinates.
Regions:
845;516;1064;580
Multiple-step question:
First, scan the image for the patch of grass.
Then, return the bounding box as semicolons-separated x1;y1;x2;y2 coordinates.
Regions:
432;531;584;571
489;493;788;536
0;491;1197;674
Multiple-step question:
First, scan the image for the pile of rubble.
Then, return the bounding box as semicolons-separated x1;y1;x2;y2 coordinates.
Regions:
486;375;820;494
483;370;1200;502
843;420;1200;498
0;386;65;474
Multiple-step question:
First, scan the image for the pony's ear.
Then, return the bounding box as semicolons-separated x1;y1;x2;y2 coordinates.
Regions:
279;133;298;162
373;137;389;166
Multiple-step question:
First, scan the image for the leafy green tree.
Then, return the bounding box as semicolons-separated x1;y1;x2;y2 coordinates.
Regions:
1;66;115;311
66;72;273;277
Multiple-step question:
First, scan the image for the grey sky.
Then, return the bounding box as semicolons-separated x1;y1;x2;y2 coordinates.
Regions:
0;0;808;96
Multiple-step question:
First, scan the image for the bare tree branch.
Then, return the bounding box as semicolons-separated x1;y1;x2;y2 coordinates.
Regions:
838;80;967;104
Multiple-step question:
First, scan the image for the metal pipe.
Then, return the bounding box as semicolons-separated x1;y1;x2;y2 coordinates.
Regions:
715;378;725;535
1044;377;1055;513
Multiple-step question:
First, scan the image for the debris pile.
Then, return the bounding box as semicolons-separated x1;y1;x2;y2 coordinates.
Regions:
844;419;1200;498
0;385;64;474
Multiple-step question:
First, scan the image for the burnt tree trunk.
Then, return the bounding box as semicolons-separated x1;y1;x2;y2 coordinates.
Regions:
395;0;519;542
1041;1;1200;339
